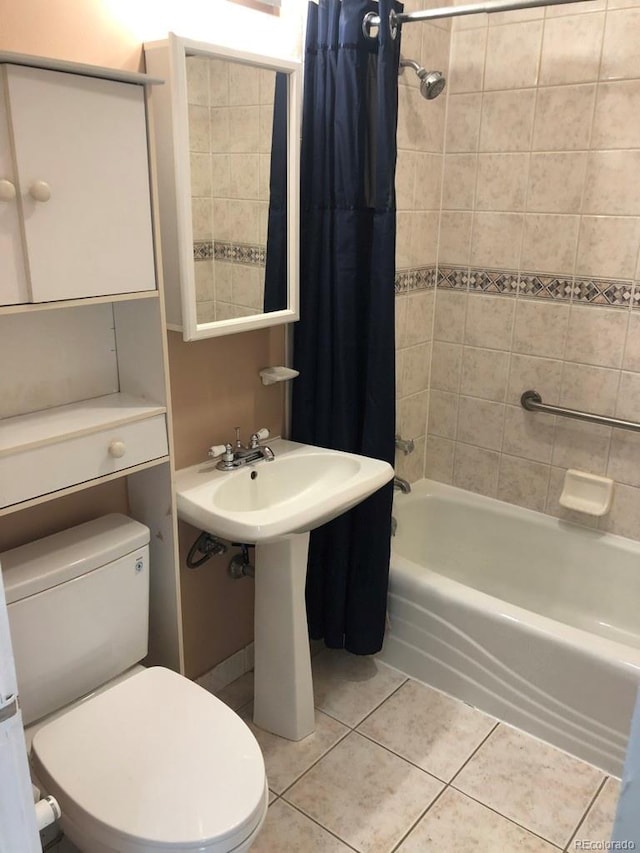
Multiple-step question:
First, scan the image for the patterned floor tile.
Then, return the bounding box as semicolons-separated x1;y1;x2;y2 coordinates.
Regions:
251;800;353;852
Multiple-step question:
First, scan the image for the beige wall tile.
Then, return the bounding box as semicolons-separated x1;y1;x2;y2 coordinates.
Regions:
560;362;620;415
211;154;230;199
415;153;444;209
476;153;529;211
228;63;260;106
428;389;459;438
599;482;640;538
615;370;640;420
425;435;455;483
576;216;640;279
582;151;640;216
527;152;588;213
532;84;596;151
396;348;407;398
208;58;229;107
502;404;556;462
434;290;468;343
512;298;570;359
229;153;260;200
431;341;463;392
403;343;431;396
232;266;262;310
565;304;628;367
445;93;482;153
497;454;550;511
539;13;605;85
449;28;488;93
545;0;606;16
190;152;212;197
460;346;510;400
194;261;214;302
396;212;413;269
622;312;640;371
192;197;213;240
188;105;210;153
405;292;435;346
442;154;477;210
228;106;260;153
456;396;505;450
396;150;417;211
398;392;430;440
480;90;536;152
411;211;440;267
396;294;409;349
551;419;611;473
186;56;209;106
592;80;640;148
607;429;640;486
484;21;543;90
507;353;564;404
471;212;524;268
453;443;500;496
210;107;230;153
421;21;452;73
465;293;515;350
215;262;233;302
520;214;580;275
438;211;473;265
600;9;640;80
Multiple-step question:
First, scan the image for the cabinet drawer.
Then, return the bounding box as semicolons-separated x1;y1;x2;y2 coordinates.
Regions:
0;415;168;508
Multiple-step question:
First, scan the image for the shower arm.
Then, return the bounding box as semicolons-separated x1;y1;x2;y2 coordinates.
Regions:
364;0;596;36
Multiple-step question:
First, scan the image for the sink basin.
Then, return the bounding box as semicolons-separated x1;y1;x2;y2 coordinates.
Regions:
175;438;394;543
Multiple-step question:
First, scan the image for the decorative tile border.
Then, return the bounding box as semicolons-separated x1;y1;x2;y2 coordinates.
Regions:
436;266;636;308
395;266;436;293
193;240;266;266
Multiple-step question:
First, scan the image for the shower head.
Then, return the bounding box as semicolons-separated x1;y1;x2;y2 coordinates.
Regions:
399;58;446;100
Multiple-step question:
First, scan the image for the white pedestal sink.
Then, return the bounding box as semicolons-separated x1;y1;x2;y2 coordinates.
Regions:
175;439;393;740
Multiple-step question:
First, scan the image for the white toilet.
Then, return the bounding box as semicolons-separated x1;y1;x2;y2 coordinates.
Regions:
3;514;267;853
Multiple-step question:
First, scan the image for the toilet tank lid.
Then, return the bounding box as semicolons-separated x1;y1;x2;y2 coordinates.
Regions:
1;515;150;605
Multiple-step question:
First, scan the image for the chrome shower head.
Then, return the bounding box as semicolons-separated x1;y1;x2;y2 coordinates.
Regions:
417;69;446;100
399;58;446;100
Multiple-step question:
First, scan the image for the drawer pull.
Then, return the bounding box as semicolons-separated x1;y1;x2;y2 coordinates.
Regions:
0;179;16;202
108;440;126;458
29;180;52;202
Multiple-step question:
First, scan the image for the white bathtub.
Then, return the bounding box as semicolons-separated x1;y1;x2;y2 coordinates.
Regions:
378;479;640;775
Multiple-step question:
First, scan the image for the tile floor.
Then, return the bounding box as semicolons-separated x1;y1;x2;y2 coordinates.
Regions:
215;648;620;853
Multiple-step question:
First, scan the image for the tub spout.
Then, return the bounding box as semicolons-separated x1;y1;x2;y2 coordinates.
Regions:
393;476;411;494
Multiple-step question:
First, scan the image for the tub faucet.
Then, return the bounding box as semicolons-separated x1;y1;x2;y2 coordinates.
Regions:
393;476;411;494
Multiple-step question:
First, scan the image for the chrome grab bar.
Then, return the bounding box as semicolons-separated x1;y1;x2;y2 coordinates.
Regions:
520;389;640;433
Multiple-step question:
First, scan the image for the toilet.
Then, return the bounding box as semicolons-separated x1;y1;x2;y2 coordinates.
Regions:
2;514;267;853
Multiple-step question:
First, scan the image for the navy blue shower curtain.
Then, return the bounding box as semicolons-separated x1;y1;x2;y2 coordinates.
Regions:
291;0;401;654
264;73;288;313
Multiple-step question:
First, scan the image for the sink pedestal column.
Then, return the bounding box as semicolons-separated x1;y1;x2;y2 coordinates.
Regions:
253;532;315;741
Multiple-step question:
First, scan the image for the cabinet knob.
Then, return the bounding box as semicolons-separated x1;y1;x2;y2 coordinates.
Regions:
0;179;16;202
108;440;126;459
29;180;52;202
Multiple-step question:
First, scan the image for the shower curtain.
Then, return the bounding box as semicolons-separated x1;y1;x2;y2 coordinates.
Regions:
292;0;401;654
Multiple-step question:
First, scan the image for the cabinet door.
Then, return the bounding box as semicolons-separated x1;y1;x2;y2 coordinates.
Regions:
0;72;29;305
5;65;156;302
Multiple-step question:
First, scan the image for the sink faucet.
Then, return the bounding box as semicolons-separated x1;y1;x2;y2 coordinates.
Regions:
393;476;411;494
209;427;275;471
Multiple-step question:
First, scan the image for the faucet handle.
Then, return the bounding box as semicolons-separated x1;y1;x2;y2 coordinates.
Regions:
250;427;270;448
209;443;233;460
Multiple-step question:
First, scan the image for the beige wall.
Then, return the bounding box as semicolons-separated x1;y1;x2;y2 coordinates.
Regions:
420;0;640;540
0;0;294;677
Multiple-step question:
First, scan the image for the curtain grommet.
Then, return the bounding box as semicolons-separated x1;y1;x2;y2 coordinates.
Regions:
389;9;399;40
362;10;378;40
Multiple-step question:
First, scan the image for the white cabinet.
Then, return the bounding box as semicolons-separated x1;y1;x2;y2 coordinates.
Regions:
0;63;156;304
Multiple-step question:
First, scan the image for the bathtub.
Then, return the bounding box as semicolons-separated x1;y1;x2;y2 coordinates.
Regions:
378;479;640;776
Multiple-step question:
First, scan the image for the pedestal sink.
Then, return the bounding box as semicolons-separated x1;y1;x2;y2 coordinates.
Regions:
175;439;393;740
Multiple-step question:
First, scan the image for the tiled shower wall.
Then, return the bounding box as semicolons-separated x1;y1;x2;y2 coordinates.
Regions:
416;0;640;539
394;2;451;483
187;56;274;321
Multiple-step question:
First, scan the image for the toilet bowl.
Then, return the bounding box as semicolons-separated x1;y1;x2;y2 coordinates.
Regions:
31;667;267;853
3;515;267;853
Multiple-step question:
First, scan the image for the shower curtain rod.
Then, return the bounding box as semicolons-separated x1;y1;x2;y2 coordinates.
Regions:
363;0;594;36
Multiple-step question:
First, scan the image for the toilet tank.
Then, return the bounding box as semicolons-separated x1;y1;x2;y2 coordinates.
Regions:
1;514;150;726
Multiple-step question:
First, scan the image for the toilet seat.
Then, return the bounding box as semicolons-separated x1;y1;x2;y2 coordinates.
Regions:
31;667;267;853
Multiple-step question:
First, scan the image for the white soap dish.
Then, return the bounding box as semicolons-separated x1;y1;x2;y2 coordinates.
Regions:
559;469;614;516
259;366;300;386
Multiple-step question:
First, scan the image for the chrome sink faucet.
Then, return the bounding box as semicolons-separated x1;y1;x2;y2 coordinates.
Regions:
209;427;275;471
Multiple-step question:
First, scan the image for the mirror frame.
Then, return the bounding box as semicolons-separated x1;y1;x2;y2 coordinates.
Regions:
168;34;300;340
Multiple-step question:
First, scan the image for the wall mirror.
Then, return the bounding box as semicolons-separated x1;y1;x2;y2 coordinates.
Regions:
145;34;300;339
